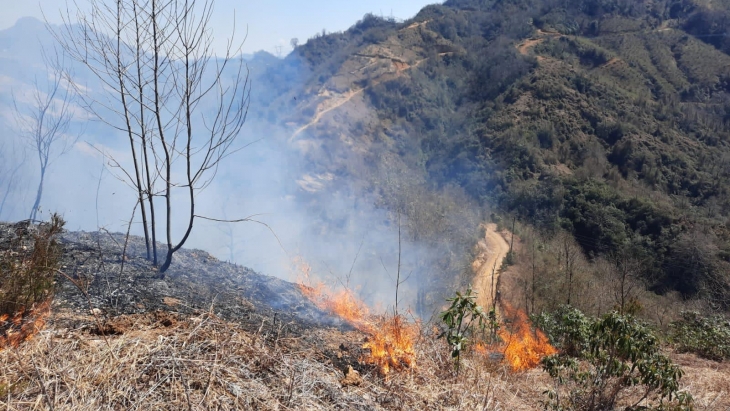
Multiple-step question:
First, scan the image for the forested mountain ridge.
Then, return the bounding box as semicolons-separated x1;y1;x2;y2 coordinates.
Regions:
252;0;730;309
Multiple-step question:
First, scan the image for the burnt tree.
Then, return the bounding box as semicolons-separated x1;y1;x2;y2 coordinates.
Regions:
53;0;250;274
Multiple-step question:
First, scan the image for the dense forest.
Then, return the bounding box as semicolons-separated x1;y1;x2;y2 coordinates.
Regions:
249;0;730;312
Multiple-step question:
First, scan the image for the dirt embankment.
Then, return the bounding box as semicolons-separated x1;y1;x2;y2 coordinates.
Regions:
471;223;510;310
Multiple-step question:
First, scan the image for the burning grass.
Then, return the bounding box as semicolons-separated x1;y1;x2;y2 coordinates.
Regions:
458;302;557;372
0;310;552;410
294;257;418;375
362;314;418;374
1;308;725;410
295;257;556;376
496;302;557;372
0;299;52;350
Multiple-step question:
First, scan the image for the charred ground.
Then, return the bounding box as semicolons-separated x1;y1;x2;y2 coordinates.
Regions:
1;220;346;334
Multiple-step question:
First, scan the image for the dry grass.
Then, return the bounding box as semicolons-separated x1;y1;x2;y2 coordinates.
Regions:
0;309;553;410
671;353;730;411
1;309;725;410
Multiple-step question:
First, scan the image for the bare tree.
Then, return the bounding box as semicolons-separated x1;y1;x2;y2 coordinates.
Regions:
52;0;250;274
607;248;645;314
558;231;582;306
12;56;74;222
0;139;27;219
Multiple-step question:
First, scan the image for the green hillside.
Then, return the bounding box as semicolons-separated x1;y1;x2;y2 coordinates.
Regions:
253;0;730;311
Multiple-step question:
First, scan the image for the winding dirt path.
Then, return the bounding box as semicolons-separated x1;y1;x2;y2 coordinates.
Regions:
288;88;364;142
403;19;431;31
516;30;563;61
518;38;546;56
472;223;510;310
288;58;429;143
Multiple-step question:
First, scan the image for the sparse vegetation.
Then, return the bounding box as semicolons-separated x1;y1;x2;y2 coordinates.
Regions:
12;57;75;222
0;215;64;318
0;215;64;349
438;286;492;369
54;0;250;274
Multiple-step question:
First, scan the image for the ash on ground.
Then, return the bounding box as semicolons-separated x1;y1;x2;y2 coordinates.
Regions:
1;220;345;334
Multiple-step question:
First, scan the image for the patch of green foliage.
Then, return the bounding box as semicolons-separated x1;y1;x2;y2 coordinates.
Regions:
670;311;730;361
533;305;592;357
538;307;693;411
438;286;495;370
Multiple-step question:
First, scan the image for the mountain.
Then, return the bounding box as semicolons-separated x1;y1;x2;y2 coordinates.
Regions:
246;0;730;309
4;4;730;409
3;1;730;310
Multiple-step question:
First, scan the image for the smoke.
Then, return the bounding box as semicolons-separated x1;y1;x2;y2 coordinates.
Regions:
0;16;480;318
188;106;433;313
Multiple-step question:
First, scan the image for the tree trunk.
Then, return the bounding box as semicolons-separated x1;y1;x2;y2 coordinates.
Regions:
29;167;46;221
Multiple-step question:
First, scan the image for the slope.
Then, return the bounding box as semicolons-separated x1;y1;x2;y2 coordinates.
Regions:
255;0;730;308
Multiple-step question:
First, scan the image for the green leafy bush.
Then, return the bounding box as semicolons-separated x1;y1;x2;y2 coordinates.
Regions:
533;305;591;357
438;286;494;369
670;311;730;361
542;310;693;411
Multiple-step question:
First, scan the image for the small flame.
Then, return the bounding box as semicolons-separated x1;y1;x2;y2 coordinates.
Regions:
496;302;556;371
294;257;370;326
0;299;52;350
362;315;417;374
294;257;417;375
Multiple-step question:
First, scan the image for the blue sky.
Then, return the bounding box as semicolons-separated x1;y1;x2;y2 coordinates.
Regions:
2;0;440;54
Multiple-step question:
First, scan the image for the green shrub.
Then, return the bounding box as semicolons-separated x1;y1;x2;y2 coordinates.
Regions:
670;311;730;361
542;311;693;411
533;305;591;357
438;286;494;370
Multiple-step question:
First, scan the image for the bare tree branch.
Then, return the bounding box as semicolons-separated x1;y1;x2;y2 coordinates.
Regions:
12;51;76;222
51;0;251;274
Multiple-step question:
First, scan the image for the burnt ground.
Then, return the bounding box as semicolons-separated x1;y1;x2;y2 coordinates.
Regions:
1;220;347;338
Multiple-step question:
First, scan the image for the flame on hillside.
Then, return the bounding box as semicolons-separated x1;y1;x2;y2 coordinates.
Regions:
294;257;417;375
362;315;416;374
0;299;52;350
496;302;556;371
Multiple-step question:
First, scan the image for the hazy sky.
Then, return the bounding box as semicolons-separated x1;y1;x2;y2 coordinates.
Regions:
2;0;440;54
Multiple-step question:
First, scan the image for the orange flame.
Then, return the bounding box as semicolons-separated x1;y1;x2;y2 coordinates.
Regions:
294;257;417;375
0;299;52;350
294;257;370;326
496;302;556;371
361;314;416;374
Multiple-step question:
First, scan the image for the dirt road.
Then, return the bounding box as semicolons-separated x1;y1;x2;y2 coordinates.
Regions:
288;88;365;142
516;30;563;61
288;58;429;143
517;38;546;56
472;223;510;310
